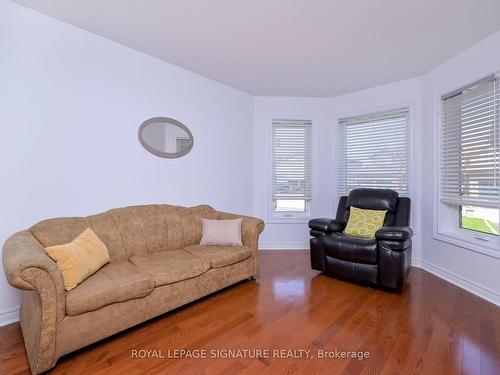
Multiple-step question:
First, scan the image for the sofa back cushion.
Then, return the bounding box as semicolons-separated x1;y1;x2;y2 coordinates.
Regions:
30;204;217;260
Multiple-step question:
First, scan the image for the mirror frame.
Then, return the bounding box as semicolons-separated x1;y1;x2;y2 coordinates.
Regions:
138;117;194;158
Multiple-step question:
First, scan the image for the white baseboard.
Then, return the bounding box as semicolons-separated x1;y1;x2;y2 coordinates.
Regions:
259;242;309;250
418;260;499;306
0;306;19;327
411;257;422;267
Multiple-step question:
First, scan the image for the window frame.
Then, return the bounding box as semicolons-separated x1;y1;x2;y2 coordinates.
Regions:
433;72;500;259
268;118;315;223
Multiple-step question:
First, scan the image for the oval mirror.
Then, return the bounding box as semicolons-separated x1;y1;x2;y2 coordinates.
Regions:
138;117;194;158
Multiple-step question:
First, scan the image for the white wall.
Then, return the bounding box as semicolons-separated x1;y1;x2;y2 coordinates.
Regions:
0;1;254;323
420;30;500;305
254;78;423;263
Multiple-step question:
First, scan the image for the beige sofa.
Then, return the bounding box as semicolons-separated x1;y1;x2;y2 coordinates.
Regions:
2;204;264;374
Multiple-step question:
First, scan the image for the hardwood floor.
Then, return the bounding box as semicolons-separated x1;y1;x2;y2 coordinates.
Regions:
0;250;498;375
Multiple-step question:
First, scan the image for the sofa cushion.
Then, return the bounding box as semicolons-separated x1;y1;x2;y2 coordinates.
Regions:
324;233;378;265
65;260;154;316
130;250;210;286
183;245;252;268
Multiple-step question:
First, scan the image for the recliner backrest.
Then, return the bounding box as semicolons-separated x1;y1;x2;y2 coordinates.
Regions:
337;188;409;227
394;197;411;226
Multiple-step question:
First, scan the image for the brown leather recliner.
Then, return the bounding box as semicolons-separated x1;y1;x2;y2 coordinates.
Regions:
308;188;413;291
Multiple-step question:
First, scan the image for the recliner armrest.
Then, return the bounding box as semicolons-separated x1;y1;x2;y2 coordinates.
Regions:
375;226;413;241
308;218;346;234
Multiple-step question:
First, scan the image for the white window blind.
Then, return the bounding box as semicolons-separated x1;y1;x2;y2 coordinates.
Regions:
440;74;500;208
272;119;312;201
338;108;409;196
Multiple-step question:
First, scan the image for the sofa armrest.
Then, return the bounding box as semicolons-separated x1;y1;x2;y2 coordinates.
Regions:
375;226;413;242
309;218;345;234
215;211;265;252
3;230;66;321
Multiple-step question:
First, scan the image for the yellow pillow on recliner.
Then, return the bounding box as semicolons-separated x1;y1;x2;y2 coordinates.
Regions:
45;228;110;291
344;206;387;238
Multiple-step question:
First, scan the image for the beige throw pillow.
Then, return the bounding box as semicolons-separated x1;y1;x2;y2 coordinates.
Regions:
45;228;111;291
200;218;243;246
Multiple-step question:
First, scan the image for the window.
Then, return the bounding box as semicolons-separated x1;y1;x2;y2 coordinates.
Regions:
338;108;409;196
271;119;312;218
439;74;500;247
460;206;499;236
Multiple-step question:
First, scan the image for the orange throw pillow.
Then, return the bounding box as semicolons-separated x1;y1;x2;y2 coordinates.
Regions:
45;228;110;291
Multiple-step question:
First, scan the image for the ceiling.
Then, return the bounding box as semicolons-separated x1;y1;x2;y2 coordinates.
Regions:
13;0;500;97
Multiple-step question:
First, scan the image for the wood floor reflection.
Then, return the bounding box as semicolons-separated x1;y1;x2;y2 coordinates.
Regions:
0;250;498;374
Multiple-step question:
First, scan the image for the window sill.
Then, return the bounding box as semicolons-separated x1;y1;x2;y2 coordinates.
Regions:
267;217;311;225
433;231;500;260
